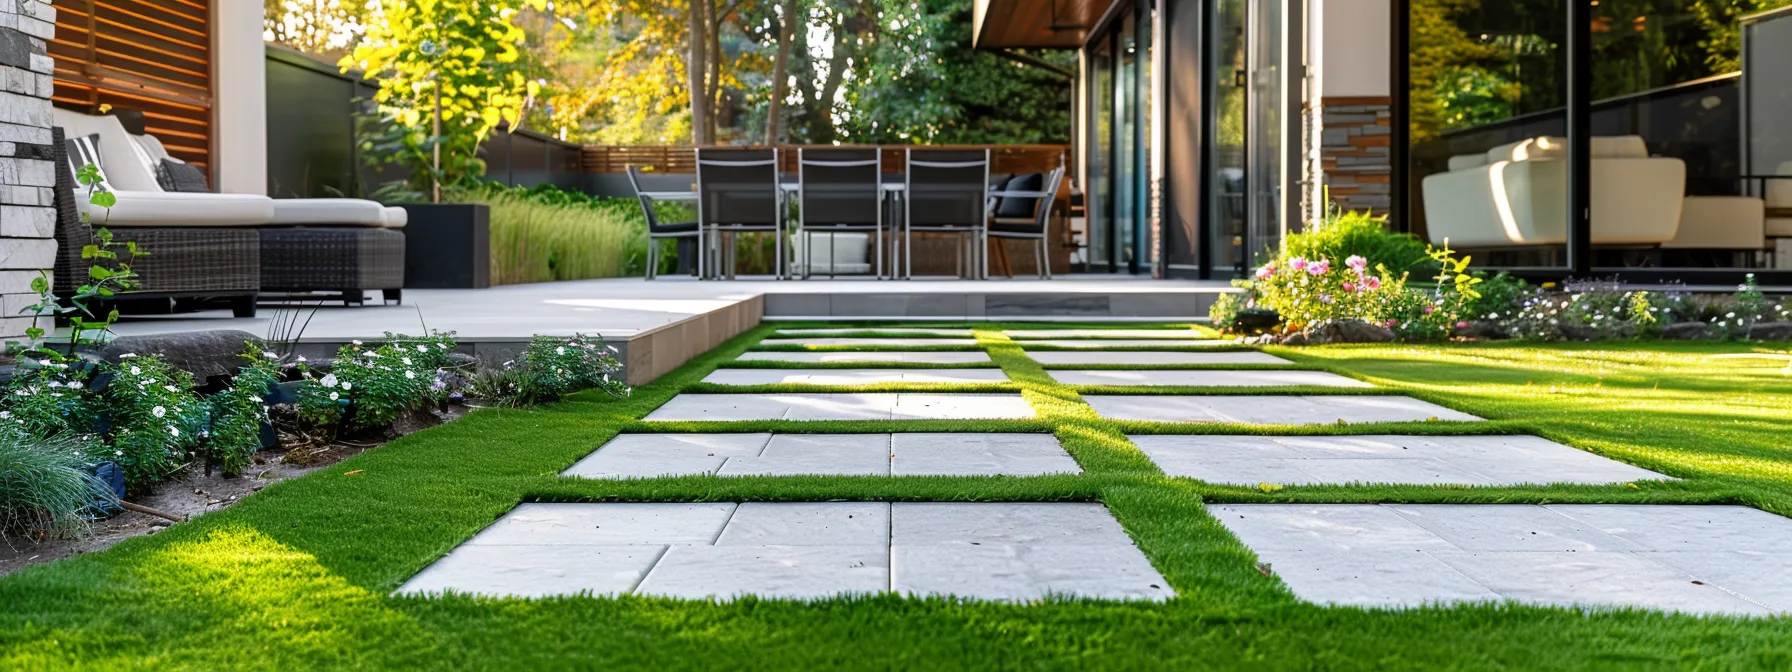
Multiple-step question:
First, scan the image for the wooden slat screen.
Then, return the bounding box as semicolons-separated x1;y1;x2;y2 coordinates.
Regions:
50;0;212;171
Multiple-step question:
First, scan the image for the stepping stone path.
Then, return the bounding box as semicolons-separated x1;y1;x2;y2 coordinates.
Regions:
758;337;980;347
1004;329;1210;339
1019;339;1228;349
1028;351;1290;366
774;328;974;337
564;433;1082;478
1085;394;1480;424
1051;370;1371;388
398;502;1172;602
1132;435;1669;486
1212;504;1792;615
736;351;994;364
645;393;1036;421
702;368;1010;386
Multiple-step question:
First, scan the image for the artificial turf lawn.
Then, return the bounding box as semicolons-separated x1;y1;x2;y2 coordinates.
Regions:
3;322;1791;670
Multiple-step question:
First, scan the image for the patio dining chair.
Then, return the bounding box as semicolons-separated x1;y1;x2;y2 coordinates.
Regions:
797;147;883;279
903;148;991;279
986;166;1065;279
696;148;785;279
627;165;702;279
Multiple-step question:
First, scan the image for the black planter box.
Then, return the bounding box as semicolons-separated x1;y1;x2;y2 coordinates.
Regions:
401;203;490;289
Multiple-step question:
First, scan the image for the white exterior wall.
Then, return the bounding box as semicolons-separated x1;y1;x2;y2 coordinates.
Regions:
214;0;268;195
0;0;59;339
1320;0;1390;97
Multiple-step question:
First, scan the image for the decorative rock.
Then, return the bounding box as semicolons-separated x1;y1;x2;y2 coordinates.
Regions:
1658;322;1713;340
1746;322;1792;341
1232;308;1281;334
1279;332;1310;346
99;330;264;380
445;352;478;368
1302;320;1395;345
1453;321;1508;340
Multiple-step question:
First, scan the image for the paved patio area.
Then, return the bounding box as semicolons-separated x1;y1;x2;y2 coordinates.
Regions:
564;433;1080;478
1083;395;1481;424
643;393;1037;421
1134;435;1669;486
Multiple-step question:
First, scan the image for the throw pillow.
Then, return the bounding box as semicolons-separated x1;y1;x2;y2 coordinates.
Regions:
996;172;1044;218
156;158;210;193
63;132;112;192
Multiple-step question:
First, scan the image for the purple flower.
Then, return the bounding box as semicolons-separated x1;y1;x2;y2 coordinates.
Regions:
1345;255;1367;271
1306;259;1330;276
1288;257;1308;271
1254;265;1276;280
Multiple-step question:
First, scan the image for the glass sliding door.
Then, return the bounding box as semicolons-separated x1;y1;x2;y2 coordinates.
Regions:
1245;0;1287;263
1088;34;1114;271
1209;0;1247;276
1080;0;1157;275
1116;13;1138;271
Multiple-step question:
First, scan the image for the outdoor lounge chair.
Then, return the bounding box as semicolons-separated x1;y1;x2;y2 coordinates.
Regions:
54;108;407;306
627;165;702;279
50;126;260;317
904;148;991;279
985;166;1064;279
796;148;882;278
695;148;784;279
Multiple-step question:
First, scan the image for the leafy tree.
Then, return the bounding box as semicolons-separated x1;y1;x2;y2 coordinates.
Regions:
343;0;547;196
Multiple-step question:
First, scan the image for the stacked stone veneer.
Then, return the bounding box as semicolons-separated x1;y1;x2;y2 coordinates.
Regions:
1319;97;1392;215
0;0;56;340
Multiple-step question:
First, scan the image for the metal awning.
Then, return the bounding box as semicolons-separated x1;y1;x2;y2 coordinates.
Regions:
972;0;1121;49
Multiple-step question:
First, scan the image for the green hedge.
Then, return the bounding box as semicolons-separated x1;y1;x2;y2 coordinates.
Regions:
448;184;648;285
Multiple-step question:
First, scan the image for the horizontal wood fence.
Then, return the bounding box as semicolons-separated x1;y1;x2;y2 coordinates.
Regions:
581;145;1071;176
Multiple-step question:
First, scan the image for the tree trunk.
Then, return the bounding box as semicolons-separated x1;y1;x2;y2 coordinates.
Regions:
813;25;851;144
708;4;725;143
764;0;794;146
687;0;711;144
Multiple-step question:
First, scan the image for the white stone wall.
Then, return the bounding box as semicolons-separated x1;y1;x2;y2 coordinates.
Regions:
0;0;56;339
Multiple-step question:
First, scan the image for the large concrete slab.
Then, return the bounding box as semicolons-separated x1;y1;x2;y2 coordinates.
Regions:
701;368;1010;386
1004;329;1212;340
564;433;1079;478
1130;435;1668;486
1085;395;1480;424
643;393;1036;421
399;501;1171;603
735;351;994;364
758;337;981;347
1019;339;1229;349
774;328;974;337
1051;370;1372;388
465;503;736;546
1212;504;1792;615
1027;351;1290;366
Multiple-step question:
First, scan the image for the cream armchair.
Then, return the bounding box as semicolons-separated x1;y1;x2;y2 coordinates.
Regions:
1422;136;1686;247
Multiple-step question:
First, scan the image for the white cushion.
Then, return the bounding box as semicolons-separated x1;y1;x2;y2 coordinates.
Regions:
53;109;161;193
1592;135;1649;159
131;133;173;164
93;191;276;227
380;206;408;228
270;198;388;226
1663;196;1764;249
1483;135;1650;164
1447;153;1487;171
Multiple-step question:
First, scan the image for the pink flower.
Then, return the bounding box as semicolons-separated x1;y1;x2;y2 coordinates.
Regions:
1342;281;1355;292
1364;276;1382;290
1306;259;1330;276
1456;321;1468;329
1423;305;1435;314
1345;255;1368;271
1288;257;1308;271
1385;319;1399;328
1254;265;1275;280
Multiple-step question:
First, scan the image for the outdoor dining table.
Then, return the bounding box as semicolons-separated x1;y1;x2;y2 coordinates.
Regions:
636;175;916;280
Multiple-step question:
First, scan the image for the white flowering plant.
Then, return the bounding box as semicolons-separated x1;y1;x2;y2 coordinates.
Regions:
514;334;627;400
100;355;204;486
206;345;285;476
1245;253;1408;331
296;333;457;434
0;360;99;444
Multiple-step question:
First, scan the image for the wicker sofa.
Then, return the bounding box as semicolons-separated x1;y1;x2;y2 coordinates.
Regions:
51;127;260;317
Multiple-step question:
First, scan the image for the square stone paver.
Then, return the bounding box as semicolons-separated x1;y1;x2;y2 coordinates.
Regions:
1028;351;1290;366
564;433;1080;479
1051;370;1372;388
399;502;1171;603
702;368;1010;386
1004;329;1210;340
736;351;994;364
1212;503;1790;615
1020;339;1228;349
643;393;1035;422
775;328;974;337
890;433;1081;476
1129;435;1668;486
758;337;981;347
465;503;736;546
1085;395;1480;424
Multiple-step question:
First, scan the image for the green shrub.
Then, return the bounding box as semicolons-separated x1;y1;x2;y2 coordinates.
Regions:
207;346;283;476
1208;290;1245;331
448;184;647;285
103;355;206;486
0;431;111;540
299;333;457;434
1279;209;1434;276
476;335;628;407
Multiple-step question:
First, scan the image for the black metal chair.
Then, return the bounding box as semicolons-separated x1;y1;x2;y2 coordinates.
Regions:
695;148;784;279
986;167;1065;279
627;165;702;279
903;148;990;279
797;147;882;278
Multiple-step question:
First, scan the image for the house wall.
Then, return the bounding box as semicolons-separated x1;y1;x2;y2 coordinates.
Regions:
215;0;267;195
0;0;58;339
1317;0;1393;214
